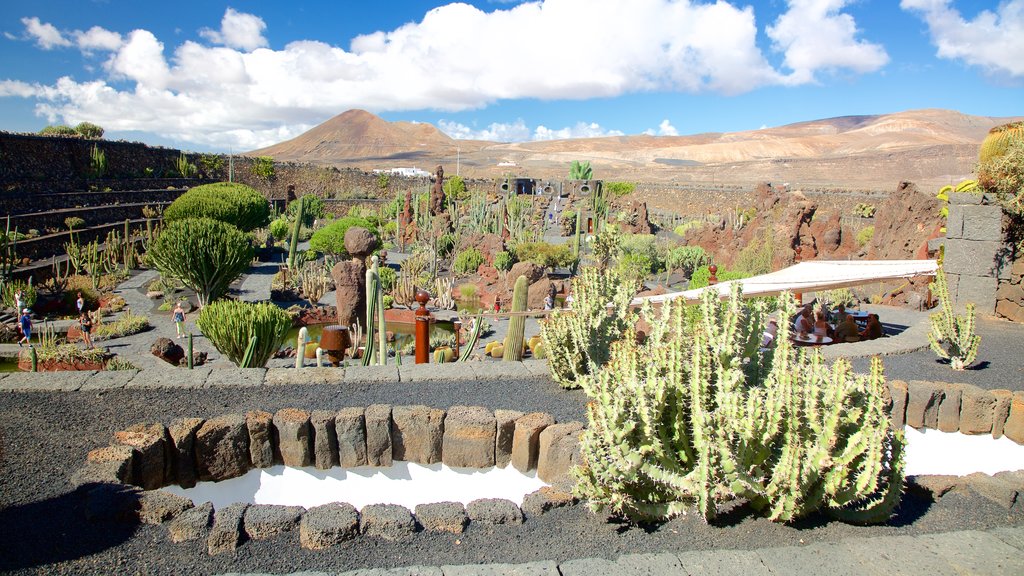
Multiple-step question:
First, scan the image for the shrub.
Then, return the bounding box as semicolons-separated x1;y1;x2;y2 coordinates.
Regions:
459;283;478;300
665;245;709;278
269;217;290;241
105;356;137;371
197;300;291;367
493;250;514;272
163;182;270;231
688;265;750;289
604;181;636;197
673;220;704;237
377;266;397;293
443;175;469;203
979;139;1024;214
540;267;634;388
39;125;79;136
73;122;104;139
309;216;378;258
94;311;150;339
618;234;660;270
199;153;224;178
252;156;275;181
436;233;456;259
616;252;655;289
857;226;875;247
514;241;575;271
731;235;773;275
452;247;485;276
146;218;254;306
575;286;904;523
287;195;325;227
2;280;36;309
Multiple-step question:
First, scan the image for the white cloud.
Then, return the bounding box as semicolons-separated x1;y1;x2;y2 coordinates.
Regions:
199;8;268;51
2;1;888;149
657;119;678;136
74;26;123;52
901;0;1024;77
768;0;889;84
21;16;71;50
0;80;40;98
534;122;624;141
438;118;623;142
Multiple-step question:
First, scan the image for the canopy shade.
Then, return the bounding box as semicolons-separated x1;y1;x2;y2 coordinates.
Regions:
634;260;939;305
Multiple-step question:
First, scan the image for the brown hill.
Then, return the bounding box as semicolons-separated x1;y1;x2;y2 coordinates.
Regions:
248;108;1020;190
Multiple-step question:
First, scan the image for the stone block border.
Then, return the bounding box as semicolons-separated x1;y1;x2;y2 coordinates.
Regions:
889;379;1024;443
77;404;581;554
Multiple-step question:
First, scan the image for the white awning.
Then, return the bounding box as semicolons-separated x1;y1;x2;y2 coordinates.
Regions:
634;260;939;305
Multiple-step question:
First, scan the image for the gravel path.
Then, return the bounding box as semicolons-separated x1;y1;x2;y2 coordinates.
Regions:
1;378;1021;575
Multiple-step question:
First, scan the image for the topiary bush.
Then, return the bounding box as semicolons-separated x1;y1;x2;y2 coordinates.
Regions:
147;218;254;306
309;216;378;259
39;125;79;136
452;247;485;276
269;217;290;242
163;182;270;232
197;300;291;368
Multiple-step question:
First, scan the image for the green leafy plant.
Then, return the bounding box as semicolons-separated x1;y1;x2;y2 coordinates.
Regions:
146;218;254;306
376;172;390;191
94;310;150;339
514;241;575;272
199;153;224;178
175;152;198;178
39;125;78;136
540;267;634;389
664;245;710;279
104;356;137;371
731;233;774;276
287;195;325;227
251;156;276;181
575;285;904;524
309;216;378;258
493;250;514;272
197;300;291;367
269;217;290;241
64;217;86;231
2;279;36;309
569;160;593;180
443;175;469;203
979;140;1024;215
604;181;636;197
88;144;106;179
928;267;981;370
163;182;269;231
458;283;478;300
856;226;875;247
452;247;485;276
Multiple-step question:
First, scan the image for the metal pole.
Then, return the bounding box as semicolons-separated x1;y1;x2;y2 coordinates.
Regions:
414;289;431;364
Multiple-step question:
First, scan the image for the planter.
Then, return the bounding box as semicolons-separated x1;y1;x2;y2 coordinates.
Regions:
18;357;105;371
319;325;351;365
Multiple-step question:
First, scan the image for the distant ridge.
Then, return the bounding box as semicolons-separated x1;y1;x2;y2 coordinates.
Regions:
249;108;1021;189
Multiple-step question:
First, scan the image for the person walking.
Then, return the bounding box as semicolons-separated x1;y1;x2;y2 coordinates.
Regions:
17;309;32;347
172;302;186;339
79;311;94;349
75;292;85;315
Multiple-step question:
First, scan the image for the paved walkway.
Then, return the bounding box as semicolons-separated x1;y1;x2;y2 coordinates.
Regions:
220;526;1024;575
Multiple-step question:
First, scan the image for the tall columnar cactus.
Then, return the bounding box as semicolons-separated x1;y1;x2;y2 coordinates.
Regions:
196;300;291;368
362;256;387;366
574;284;904;524
928;267;981;370
459;315;484;362
503;275;528;361
288;196;305;270
540;267;634;388
295;326;309;369
573;210;582;258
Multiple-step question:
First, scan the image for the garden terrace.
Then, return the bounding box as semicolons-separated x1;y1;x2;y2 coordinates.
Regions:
4;201;172;235
0;188;184;217
9;218;154;275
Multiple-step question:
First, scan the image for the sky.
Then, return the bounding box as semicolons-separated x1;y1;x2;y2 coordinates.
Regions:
0;0;1020;153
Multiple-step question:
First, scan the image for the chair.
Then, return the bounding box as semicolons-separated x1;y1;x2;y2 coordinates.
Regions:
844;336;861;343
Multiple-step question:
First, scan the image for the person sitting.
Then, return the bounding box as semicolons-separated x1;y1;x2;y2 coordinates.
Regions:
835;304;849;323
761;319;778;349
833;314;859;342
812;312;832;339
860;314;883;340
793;306;813;335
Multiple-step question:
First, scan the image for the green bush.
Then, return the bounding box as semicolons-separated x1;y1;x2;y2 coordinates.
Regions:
575;285;904;523
197;300;291;368
269;217;290;241
287;195;325;227
514;242;575;271
616;252;655;289
2;280;36;310
980;139;1024;214
443;175;469;203
857;226;875;247
309;216;378;258
731;235;774;275
618;234;660;271
688;265;750;289
673;220;704;237
493;250;514;272
252;156;275;181
199;154;224;178
453;247;485;276
164;182;270;231
377;266;397;293
94;311;150;339
436;233;456;259
147;218;254;306
74;122;104;139
665;245;710;278
39;125;78;136
853;203;876;218
604;181;636;197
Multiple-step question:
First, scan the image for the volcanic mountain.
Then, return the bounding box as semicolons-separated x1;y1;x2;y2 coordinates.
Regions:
249;108;1020;190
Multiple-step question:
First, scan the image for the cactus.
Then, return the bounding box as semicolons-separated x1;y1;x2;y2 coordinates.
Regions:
187;333;194;369
928;267;981;370
240;334;258;368
362;255;387;366
574;284;904;524
1;216;17;290
315;347;324;367
433;276;455;310
979;121;1024;166
30;346;38;372
295;326;309;369
288;196;305;270
147;218;254;307
540;267;634;388
196;300;291;367
458;315;484;362
503;275;528;361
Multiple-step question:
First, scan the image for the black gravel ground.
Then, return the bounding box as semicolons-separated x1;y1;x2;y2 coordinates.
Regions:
1;377;1022;575
851;316;1024;391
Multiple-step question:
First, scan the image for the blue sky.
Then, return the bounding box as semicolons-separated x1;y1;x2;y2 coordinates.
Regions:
0;0;1020;152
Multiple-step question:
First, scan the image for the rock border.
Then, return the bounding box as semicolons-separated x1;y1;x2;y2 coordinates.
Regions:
77;404;581;554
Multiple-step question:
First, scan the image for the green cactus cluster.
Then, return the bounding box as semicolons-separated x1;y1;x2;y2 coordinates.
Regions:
928;267;981;371
574;284;904;524
540;267;634;388
288;195;306;271
503;275;528;361
147;217;254;307
979;121;1024;166
362;255;387;366
196;300;290;368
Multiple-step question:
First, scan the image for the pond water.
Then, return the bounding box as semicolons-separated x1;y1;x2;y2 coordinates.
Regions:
162;462;547;510
0;357;21;372
282;320;455;353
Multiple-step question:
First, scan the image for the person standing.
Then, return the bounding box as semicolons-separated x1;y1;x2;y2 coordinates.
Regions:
79;311;93;349
172;302;186;339
14;289;23;313
76;292;85;315
17;309;32;347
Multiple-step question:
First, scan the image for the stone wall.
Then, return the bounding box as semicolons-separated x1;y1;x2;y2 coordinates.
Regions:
75;400;582;553
943;192;1015;315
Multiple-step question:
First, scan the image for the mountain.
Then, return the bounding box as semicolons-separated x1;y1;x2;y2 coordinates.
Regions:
248;108;1021;190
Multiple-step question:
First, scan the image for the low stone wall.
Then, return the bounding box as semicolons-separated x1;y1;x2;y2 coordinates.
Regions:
891;379;1024;442
75;402;582;554
1;188;185;218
